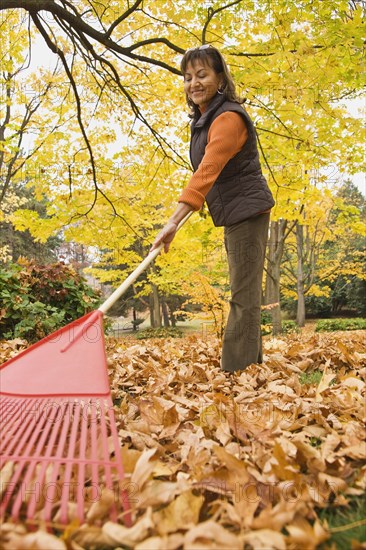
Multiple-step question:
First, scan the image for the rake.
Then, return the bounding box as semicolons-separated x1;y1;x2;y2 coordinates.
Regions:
0;213;191;528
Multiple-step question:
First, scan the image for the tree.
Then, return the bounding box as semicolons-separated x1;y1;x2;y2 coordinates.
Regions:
0;10;69;208
0;184;61;264
264;219;290;334
2;1;365;327
304;180;366;317
281;183;365;324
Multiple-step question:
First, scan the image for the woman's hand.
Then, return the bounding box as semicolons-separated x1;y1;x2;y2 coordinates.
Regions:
150;204;193;254
150;221;178;253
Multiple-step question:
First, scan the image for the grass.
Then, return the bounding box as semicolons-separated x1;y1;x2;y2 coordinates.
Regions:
135;326;183;339
299;369;338;387
315;318;366;332
318;496;366;549
299;370;324;385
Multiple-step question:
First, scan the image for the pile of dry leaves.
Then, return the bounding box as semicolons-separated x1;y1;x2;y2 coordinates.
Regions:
1;329;365;549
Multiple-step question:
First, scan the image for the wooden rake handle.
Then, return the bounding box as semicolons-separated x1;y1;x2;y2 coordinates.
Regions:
98;211;193;315
61;212;193;353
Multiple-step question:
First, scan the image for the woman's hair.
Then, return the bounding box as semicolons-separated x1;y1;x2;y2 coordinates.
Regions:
180;45;245;117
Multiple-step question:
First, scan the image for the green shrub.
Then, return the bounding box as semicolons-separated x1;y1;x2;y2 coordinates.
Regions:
261;311;272;335
4;301;65;341
260;315;300;336
0;260;100;342
315;318;366;332
135;327;183;340
281;320;300;334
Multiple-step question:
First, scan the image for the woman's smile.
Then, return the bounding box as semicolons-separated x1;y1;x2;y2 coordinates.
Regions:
184;60;222;110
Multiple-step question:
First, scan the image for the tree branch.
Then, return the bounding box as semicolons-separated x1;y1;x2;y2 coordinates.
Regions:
232;44;326;58
125;38;184;55
202;0;244;45
256;126;304;142
69;24;189;168
105;0;144;38
0;0;181;74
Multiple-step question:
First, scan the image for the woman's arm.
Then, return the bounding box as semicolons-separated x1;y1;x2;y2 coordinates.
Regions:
151;112;247;253
150;202;193;252
178;111;248;209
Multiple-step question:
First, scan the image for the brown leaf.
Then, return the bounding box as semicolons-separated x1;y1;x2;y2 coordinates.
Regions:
183;520;241;549
271;441;301;481
70;526;112;550
242;529;286;549
213;445;250;483
338;442;366;460
317;472;348;498
292;438;326;474
153;490;204;535
0;462;14;497
321;433;341;462
341;376;365;391
1;530;67;550
86;488;115;523
120;445;143;474
137;477;191;509
286;517;329;548
102;510;154;546
135;534;185;550
316;367;337;402
252;499;298;531
130;447;158;489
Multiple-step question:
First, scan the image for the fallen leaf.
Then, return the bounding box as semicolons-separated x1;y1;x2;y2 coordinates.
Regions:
316;367;337;402
0;462;14;497
153;490;204;535
1;530;67;550
242;529;286;549
184;520;242;549
130;447;158;489
103;510;154;546
286;516;329;548
86;488;115;523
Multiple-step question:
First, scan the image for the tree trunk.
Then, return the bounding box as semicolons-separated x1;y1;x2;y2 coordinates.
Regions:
161;297;170;327
132;307;137;331
169;311;176;327
296;223;306;327
150;283;162;328
264;219;287;334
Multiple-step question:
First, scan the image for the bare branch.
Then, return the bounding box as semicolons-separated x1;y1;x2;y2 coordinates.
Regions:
105;0;144;38
256;126;304;143
126;38;184;55
68;24;189;168
202;0;244;45
232;45;326;58
0;0;181;73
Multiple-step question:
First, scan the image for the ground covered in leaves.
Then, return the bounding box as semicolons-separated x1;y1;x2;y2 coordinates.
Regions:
1;329;365;549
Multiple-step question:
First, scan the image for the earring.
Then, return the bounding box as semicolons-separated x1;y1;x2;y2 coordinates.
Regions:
217;85;224;95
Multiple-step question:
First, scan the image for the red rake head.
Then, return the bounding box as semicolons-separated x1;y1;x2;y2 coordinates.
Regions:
0;311;110;397
0;311;132;527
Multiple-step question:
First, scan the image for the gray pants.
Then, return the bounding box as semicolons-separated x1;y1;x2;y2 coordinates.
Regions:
221;213;270;372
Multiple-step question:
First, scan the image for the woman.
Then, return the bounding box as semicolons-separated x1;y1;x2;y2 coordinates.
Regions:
151;45;275;372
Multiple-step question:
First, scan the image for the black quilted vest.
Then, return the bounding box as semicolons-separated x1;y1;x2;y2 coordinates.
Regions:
190;94;275;227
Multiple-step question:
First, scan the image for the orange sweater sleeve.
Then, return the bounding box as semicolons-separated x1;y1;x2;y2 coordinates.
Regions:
178;111;248;210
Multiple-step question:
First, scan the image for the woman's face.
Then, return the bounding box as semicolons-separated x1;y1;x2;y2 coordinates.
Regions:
183;60;223;110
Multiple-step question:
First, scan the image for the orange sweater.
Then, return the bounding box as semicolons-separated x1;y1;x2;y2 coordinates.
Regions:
179;111;248;210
